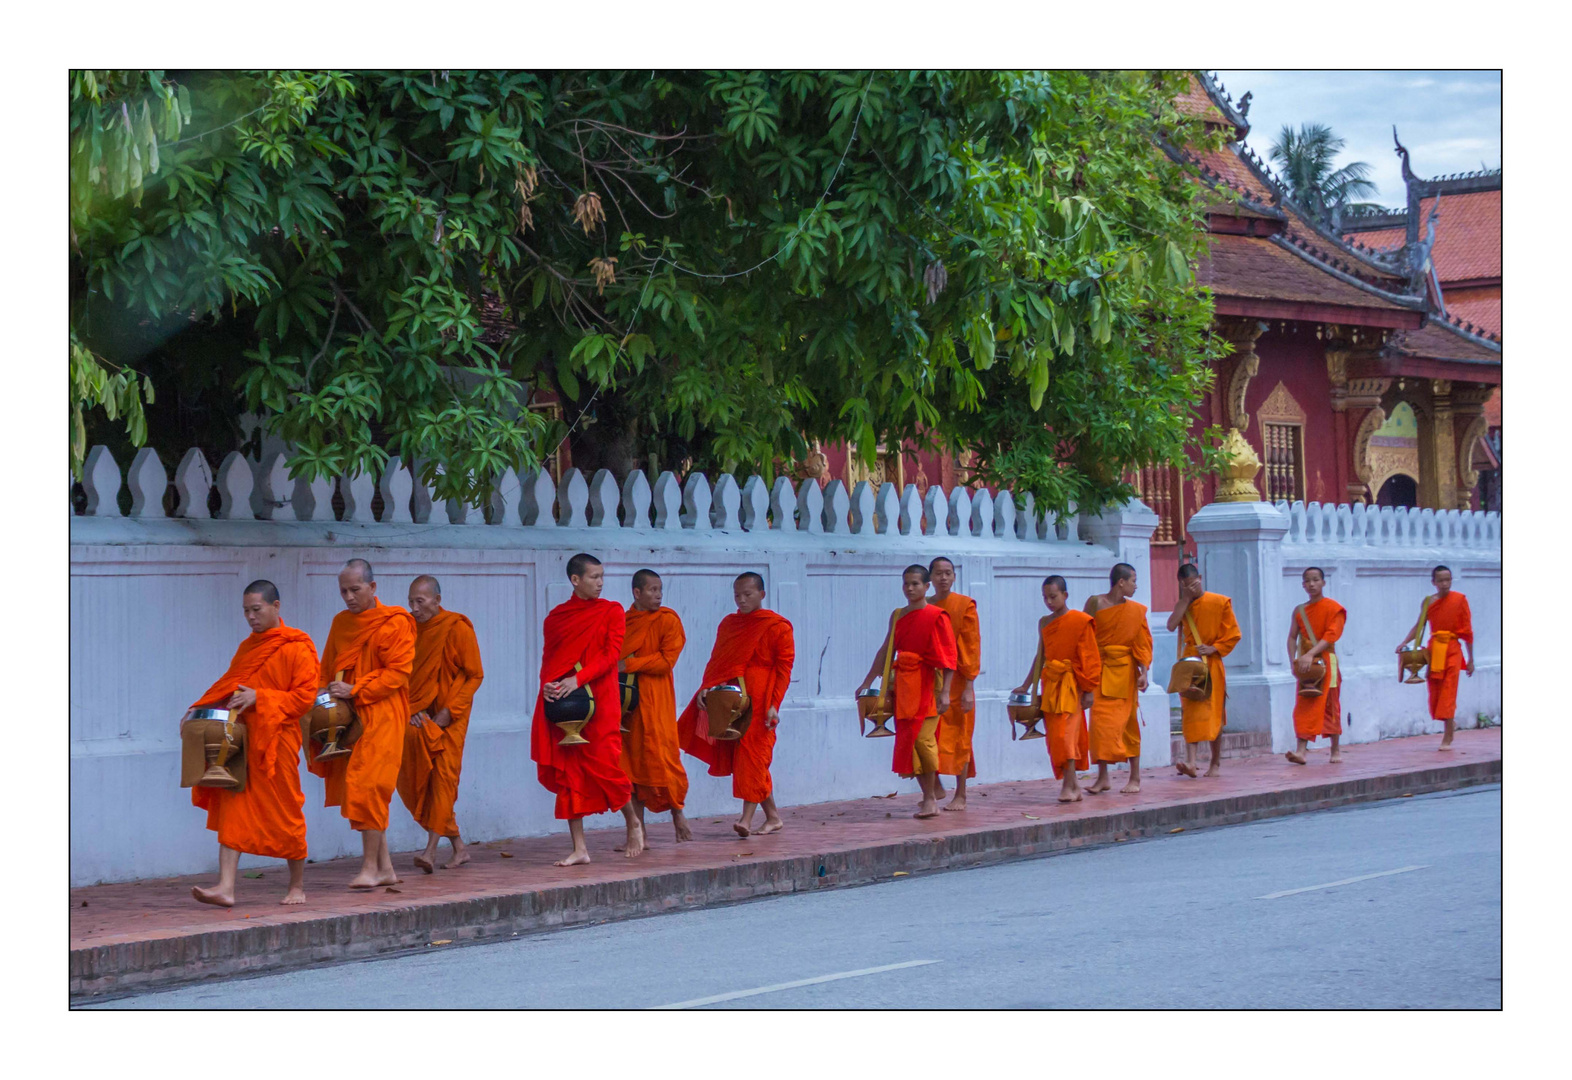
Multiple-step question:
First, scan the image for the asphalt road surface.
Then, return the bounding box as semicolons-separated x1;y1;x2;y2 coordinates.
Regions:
90;785;1501;1009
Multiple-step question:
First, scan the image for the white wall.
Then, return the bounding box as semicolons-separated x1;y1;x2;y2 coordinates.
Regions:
1185;499;1501;753
70;449;1164;885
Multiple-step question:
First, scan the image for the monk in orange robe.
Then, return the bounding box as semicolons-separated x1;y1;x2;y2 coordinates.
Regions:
1167;564;1242;778
1396;564;1475;750
618;569;692;843
678;572;796;838
310;558;417;889
1084;562;1153;794
857;564;958;819
398;575;484;873
1287;567;1346;765
928;557;980;811
186;580;319;907
532;553;637;865
1013;575;1099;802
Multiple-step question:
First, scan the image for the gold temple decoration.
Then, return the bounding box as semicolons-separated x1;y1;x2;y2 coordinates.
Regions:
1214;427;1263;503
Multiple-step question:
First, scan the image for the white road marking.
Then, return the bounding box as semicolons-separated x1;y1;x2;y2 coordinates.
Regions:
651;959;940;1009
1256;865;1428;900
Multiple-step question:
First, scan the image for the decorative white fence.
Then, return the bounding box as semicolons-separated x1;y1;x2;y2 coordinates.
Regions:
70;445;1169;886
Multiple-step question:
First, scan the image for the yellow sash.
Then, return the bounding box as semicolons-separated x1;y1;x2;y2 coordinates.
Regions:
1294;606;1340;690
1429;631;1455;675
1099;645;1136;698
1039;659;1082;715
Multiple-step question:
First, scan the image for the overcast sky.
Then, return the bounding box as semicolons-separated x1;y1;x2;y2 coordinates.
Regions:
1212;70;1501;208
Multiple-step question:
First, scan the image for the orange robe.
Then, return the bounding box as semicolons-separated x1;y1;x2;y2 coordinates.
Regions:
396;609;484;837
1291;597;1346;741
888;604;960;777
678;609;795;802
531;595;631;820
311;602;416;832
1089;600;1153;764
1037;610;1100;778
932;591;980;778
619;606;689;813
1177;592;1242;744
189;624;319;860
1424;591;1473;721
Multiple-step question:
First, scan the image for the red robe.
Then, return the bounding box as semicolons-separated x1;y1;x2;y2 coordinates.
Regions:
678;608;795;802
1424;591;1474;721
189;624;319;860
1291;597;1346;741
1037;610;1100;778
311;602;417;832
530;595;631;819
888;604;959;777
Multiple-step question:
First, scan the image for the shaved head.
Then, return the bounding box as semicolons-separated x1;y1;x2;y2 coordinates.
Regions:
734;571;765;592
343;558;375;584
410;574;441;597
243;579;279;604
632;569;661;591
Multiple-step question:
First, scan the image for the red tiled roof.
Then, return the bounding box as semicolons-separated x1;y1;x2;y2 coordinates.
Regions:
1343;191;1500;284
1198;233;1415;313
1445;294;1501;337
1175;74;1235;129
1386;321;1501;365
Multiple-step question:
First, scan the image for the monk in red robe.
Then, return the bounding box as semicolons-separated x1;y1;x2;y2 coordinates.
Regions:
1014;575;1099;802
1083;562;1153;794
311;558;417;889
532;553;637;865
618;569;692;844
398;575;484;873
857;564;958;819
1396;564;1475;750
678;572;795;838
1167;564;1242;778
1287;567;1346;765
185;580;319;907
928;557;980;811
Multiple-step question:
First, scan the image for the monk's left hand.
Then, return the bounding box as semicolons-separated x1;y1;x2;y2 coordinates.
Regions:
328;680;354;700
432;707;453;728
1080;691;1094;711
1136;671;1150;692
410;711;428;727
1466;660;1476;677
765;707;781;730
1196;644;1218;657
228;685;257;714
935;693;951;716
960;684;975;712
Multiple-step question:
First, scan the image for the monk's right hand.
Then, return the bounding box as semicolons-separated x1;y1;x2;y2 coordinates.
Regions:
410;711;428;727
179;709;194;726
328;680;354;700
1196;644;1218;657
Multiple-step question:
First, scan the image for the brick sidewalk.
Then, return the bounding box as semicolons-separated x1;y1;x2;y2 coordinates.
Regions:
70;729;1500;997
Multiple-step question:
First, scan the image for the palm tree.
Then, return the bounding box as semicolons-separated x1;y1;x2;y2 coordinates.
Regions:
1268;123;1386;220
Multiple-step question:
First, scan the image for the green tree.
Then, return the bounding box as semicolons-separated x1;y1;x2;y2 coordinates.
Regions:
1268;122;1385;219
70;70;1227;514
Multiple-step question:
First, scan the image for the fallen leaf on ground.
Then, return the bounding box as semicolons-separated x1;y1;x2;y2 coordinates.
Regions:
835;812;845;816
1400;793;1414;798
733;852;754;858
428;939;453;946
892;871;909;877
499;852;514;858
242;871;264;879
883;792;898;798
1022;812;1041;819
1115;837;1126;842
885;813;892;818
81;901;88;907
385;887;402;893
1168;827;1185;834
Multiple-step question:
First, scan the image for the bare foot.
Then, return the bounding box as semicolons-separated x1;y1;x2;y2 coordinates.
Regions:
757;818;783;835
622;822;646;858
347;870;382;890
413;853;435;874
1285;751;1307;765
191;885;234;908
942;797;967;812
1203;762;1220;778
443;851;470;870
914;797;939;819
280;887;306;905
1175;762;1198;778
554;850;592;867
1328;751;1343;764
1120;779;1141;794
673;814;693;843
733;821;751;838
1057;789;1083;803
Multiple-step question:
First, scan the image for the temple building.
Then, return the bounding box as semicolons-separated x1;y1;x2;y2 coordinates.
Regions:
1134;72;1502;605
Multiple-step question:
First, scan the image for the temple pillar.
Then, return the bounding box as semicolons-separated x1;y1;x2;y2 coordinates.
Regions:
1419;379;1457;510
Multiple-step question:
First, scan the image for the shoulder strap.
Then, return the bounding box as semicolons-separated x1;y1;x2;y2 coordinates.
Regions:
1179;607;1205;661
1293;603;1317;657
1028;620;1047;707
874;608;902;709
1407;596;1433;647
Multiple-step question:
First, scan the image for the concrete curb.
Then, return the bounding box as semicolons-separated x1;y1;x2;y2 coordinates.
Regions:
71;756;1499;998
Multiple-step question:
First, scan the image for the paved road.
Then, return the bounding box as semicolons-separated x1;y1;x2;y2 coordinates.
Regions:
91;785;1501;1009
